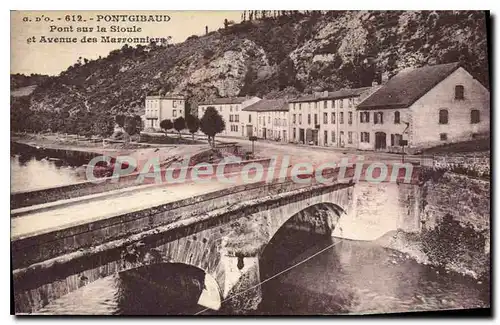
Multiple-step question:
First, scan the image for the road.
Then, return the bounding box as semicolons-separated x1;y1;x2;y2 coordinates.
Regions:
220;137;419;165
11;179;237;241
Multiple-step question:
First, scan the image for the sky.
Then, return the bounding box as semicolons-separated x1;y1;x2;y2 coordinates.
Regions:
11;10;243;76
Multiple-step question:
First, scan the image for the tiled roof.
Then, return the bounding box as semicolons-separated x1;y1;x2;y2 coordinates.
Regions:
242;99;289;112
357;62;461;110
289;87;373;103
199;97;249;105
146;94;185;100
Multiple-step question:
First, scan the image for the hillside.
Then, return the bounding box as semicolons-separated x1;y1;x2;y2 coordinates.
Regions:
11;10;489;136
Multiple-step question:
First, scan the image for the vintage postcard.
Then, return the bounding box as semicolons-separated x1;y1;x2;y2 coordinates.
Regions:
10;10;491;316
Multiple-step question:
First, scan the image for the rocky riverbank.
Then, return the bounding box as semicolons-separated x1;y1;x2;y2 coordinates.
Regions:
376;170;490;282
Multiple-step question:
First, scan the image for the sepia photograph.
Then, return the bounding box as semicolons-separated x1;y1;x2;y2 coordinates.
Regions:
9;9;491;316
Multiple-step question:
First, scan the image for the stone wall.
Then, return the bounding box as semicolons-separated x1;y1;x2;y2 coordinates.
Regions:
332;182;421;241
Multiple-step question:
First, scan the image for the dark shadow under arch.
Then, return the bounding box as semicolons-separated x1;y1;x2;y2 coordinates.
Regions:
117;263;221;315
257;202;344;313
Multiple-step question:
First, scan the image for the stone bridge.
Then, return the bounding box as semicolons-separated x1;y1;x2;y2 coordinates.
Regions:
12;167;422;314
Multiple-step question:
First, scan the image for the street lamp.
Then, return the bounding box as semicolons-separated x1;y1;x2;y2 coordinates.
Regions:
400;121;410;163
249;136;257;156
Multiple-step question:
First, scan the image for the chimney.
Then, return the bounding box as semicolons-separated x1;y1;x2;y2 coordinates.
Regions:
323;90;329;97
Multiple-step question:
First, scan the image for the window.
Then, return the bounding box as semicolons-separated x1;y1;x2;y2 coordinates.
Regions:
331;131;336;143
314;114;318;125
339;100;343;108
348;98;353;108
331;112;336;124
348;112;353;125
268;116;271;124
323;101;327;109
365;112;370;123
324;130;328;145
455;85;464;100
229;115;233;122
394;111;400;124
439;109;448;124
299;114;302;125
173;110;177;118
249;115;252;123
173;100;177;108
299;103;302;110
323;112;328;124
330;100;334;108
348;131;353;144
308;114;311;125
360;112;364;123
373;112;384;124
235;106;239;112
391;134;403;146
340;112;344;124
235;115;239;122
293;114;296;124
293;128;296;140
230;105;233;112
471;110;480;124
293;103;296;110
360;132;370;143
440;133;448;141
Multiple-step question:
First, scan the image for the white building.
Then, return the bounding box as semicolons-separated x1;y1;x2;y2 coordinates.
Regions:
144;94;185;130
197;96;261;137
356;62;490;153
288;88;374;148
242;99;289;142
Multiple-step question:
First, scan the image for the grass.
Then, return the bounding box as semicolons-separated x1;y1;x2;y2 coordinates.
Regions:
421;137;490;155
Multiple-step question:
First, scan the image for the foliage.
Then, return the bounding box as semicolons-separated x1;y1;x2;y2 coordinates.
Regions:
159;119;173;133
186;114;200;139
420;213;488;278
124;114;141;136
200;106;225;145
115;114;126;127
173;116;186;136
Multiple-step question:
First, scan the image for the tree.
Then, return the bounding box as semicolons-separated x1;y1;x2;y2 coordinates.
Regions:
115;114;126;127
200;106;225;147
185;115;200;140
160;119;173;135
124;115;140;136
173;116;186;138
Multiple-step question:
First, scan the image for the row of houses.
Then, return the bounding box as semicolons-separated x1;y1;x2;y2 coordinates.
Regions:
143;62;490;153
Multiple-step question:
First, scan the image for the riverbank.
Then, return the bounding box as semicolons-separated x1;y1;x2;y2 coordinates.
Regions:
11;133;147;155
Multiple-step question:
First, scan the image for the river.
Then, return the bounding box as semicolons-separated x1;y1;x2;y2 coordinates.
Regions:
10;142;93;192
11;143;489;315
33;238;489;315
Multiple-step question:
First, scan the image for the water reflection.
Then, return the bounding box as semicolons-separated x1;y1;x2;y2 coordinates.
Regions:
10;154;87;192
260;238;489;315
34;239;488;315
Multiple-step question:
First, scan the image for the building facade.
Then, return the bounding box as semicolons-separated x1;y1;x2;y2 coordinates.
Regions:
197;97;261;137
357;63;490;153
242;99;289;142
288;88;375;148
144;94;186;130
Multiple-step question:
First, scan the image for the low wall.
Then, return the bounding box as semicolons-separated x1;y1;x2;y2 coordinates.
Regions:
11;157;272;210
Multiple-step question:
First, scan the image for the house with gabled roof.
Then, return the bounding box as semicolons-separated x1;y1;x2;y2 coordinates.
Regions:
197;96;261;137
356;62;490;153
242;99;289;141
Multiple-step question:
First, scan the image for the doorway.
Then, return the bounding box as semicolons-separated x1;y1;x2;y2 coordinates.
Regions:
375;132;387;150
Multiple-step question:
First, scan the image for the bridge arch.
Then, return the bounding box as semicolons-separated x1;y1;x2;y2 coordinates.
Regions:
260;202;346;281
115;262;222;315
